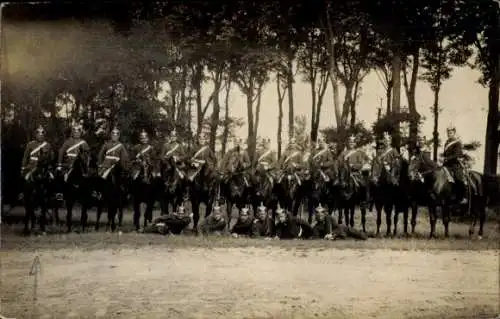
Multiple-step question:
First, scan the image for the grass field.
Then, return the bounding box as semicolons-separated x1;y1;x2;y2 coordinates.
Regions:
1;204;499;319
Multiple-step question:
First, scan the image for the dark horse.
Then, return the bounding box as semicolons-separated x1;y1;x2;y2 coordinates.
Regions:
96;161;127;232
130;158;158;231
370;155;411;236
308;166;338;223
188;163;219;232
249;168;278;219
408;156;485;238
273;168;303;218
337;161;369;230
160;159;188;215
54;148;92;232
221;169;251;229
22;156;53;235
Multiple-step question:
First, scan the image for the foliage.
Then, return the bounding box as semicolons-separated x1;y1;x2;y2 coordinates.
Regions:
321;122;373;150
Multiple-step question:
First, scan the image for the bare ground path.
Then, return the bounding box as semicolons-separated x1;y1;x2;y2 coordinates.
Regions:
1;247;498;319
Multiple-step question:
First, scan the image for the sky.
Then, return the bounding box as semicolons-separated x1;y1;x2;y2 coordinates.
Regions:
190;66;490;172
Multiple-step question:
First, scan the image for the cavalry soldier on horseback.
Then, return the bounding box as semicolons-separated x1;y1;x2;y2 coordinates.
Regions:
375;132;401;180
220;138;251;181
412;136;433;166
279;137;304;185
20;125;55;182
188;135;217;182
340;135;371;175
97;127;129;179
255;138;277;179
441;125;468;204
55;123;90;199
160;129;188;179
310;137;337;182
130;130;159;181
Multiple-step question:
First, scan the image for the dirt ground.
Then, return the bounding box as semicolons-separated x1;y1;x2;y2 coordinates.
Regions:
1;246;499;319
1;206;499;319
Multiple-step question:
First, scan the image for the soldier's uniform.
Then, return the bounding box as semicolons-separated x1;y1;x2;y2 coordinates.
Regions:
310;140;337;182
201;205;226;235
148;204;191;235
160;130;188;179
130;130;159;181
442;126;467;201
21;126;55;181
255;139;277;171
274;209;314;239
230;207;253;237
374;133;401;182
412;137;434;168
187;140;217;182
279;139;303;172
339;140;371;172
220;140;251;183
251;203;273;237
97;127;129;179
312;205;367;240
57;125;90;173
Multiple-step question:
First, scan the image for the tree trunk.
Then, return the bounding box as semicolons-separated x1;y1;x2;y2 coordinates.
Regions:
276;75;286;159
311;74;329;142
350;80;360;128
341;82;353;128
310;73;317;142
403;50;420;150
193;65;204;141
432;86;441;162
483;60;499;175
221;77;232;156
386;84;392;114
286;53;295;139
483;11;500;175
253;83;263;156
246;77;255;161
209;72;222;153
391;48;402;149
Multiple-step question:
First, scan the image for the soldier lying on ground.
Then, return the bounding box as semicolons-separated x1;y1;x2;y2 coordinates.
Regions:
274;206;314;239
251;203;273;238
146;204;191;235
231;207;253;237
312;204;368;240
201;204;226;236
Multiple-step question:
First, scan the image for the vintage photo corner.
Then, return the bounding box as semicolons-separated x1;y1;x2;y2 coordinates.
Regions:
0;1;499;319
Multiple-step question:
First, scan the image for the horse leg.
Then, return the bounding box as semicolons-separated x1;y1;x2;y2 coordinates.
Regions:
410;202;418;235
226;202;233;231
360;205;367;233
442;205;450;238
95;205;103;231
478;201;486;239
392;208;399;237
133;197;141;231
376;203;382;236
192;200;201;232
349;204;355;228
108;204;117;232
429;206;437;239
403;204;409;235
80;202;89;233
66;200;74;233
384;203;392;237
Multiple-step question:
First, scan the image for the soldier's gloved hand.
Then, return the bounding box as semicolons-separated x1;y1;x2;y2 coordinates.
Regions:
56;165;62;171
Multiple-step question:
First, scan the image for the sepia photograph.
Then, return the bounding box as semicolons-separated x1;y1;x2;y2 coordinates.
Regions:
0;1;499;318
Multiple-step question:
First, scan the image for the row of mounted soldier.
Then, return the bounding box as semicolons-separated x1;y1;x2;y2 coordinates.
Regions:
19;122;475;239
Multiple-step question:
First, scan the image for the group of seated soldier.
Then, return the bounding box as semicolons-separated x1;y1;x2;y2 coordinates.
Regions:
146;202;368;241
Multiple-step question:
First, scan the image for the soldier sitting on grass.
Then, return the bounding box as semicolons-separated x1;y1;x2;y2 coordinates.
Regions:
274;204;314;240
231;207;253;238
312;204;368;241
147;203;192;235
201;204;226;236
251;203;273;238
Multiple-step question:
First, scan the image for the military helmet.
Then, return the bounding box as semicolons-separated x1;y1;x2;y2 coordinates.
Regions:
446;124;456;132
139;129;148;139
170;129;177;137
315;203;326;213
35;125;45;135
111;126;120;135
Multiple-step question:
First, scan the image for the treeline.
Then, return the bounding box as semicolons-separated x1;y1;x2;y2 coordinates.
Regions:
1;0;498;174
